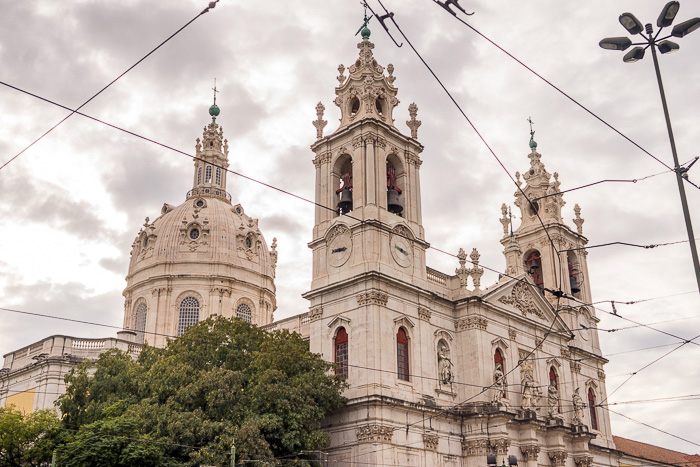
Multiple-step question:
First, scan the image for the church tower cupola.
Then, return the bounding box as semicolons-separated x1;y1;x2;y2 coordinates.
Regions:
333;28;400;133
189;83;231;203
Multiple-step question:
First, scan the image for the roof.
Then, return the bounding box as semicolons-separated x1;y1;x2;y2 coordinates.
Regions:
614;436;700;467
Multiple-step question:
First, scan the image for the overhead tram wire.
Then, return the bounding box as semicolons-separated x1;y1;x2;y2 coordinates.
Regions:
560;237;700;253
0;80;573;300
0;0;220;172
602;406;700;449
366;0;565;296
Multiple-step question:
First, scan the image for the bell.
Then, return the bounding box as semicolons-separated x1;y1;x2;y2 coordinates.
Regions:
387;188;403;214
337;189;353;213
570;278;581;294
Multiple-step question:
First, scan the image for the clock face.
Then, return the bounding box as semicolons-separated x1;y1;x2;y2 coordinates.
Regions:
328;231;352;267
390;235;412;268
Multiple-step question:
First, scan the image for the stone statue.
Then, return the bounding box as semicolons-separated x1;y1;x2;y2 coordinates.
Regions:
547;381;560;418
438;342;454;387
521;371;535;410
493;363;506;403
532;383;542;413
572;387;584;425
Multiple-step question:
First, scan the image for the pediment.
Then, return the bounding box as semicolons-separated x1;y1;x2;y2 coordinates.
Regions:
484;274;571;335
327;315;351;329
394;315;415;329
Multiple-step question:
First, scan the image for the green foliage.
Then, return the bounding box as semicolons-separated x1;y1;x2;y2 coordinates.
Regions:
0;406;61;467
57;316;346;466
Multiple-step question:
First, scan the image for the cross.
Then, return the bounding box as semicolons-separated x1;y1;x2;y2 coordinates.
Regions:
212;78;219;105
508;206;514;237
355;2;373;36
527;116;534;132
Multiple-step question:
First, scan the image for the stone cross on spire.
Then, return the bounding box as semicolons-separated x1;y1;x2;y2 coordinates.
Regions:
527;116;537;151
212;78;219;106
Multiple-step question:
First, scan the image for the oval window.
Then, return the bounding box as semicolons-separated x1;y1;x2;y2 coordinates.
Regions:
190;229;200;240
245;237;252;248
196;200;204;208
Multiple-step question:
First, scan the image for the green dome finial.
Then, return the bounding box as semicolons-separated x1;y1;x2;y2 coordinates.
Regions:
210;79;220;119
361;27;371;39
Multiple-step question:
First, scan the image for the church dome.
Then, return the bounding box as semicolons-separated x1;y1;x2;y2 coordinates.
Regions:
122;108;277;347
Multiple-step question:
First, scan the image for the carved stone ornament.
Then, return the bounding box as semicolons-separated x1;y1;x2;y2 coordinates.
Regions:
405;150;423;166
423;433;439;451
309;306;323;322
355;424;393;443
598;369;606;381
312;101;327;139
327;223;351;244
509;329;517;341
490;439;511;456
418;307;432;321
312;151;332;168
549;451;568;467
570;361;582;374
458;316;488;330
498;282;546;319
461;439;489;456
521;445;540;461
406;102;421;139
573;204;584;235
574;456;593;467
356;291;389;306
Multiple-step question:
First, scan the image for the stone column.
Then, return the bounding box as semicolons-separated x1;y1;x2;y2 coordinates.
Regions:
521;445;540;467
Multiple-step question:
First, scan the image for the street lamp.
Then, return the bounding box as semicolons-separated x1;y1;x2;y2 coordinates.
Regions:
599;1;700;296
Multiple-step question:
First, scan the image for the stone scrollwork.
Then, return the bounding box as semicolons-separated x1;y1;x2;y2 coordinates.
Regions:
498;283;546;319
521;445;540;461
574;456;593;467
356;291;389;306
309;306;323;322
461;439;488;456
490;439;511;456
458;316;488;330
355;424;393;443
549;451;568;467
423;433;439;451
418;307;432;321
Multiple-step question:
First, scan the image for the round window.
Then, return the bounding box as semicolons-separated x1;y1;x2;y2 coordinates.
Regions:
196;200;204;208
190;229;200;240
245;237;252;248
236;207;242;214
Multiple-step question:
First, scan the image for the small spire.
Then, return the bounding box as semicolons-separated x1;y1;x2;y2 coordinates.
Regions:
209;78;220;121
527;116;537;151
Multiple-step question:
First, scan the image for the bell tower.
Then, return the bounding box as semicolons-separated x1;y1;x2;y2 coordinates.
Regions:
307;26;427;291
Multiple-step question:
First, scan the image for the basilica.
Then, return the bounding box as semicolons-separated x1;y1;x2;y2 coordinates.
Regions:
1;26;695;467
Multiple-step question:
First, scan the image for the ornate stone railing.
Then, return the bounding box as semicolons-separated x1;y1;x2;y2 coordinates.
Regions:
186;187;232;202
426;267;449;286
72;339;106;350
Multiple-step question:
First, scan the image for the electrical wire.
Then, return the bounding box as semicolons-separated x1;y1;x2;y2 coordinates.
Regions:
0;0;220;172
560;238;699;252
603;406;700;449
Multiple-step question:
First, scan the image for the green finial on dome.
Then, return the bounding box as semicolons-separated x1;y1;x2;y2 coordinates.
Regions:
209;79;220;120
355;3;372;40
527;116;537;150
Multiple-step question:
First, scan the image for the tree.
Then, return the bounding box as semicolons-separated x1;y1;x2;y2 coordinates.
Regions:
0;406;61;467
57;316;346;466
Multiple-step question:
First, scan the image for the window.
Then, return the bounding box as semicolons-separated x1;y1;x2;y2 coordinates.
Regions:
197;166;202;185
215;167;222;186
588;388;599;430
397;327;409;381
236;303;252;323
245;236;252;249
334;327;348;378
205;165;212;183
134;302;147;344
177;297;200;336
189;228;200;240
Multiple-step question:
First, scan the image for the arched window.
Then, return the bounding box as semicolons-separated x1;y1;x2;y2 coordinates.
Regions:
524;250;545;295
177;297;200;336
236;303;252;323
567;252;583;298
215;167;222;186
588;388;599;430
334;327;348;379
549;366;561;413
197;166;202;185
397;327;409;381
205;165;212;183
494;348;506;398
134;302;147;344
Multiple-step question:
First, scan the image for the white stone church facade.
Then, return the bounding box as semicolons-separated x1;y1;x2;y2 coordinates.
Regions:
0;29;691;467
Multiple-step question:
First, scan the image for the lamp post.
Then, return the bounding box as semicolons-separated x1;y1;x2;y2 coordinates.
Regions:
600;1;700;296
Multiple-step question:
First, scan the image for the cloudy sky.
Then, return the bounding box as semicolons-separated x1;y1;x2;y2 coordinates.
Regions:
2;0;699;453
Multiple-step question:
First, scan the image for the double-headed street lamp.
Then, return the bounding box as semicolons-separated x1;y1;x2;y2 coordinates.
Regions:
600;2;700;296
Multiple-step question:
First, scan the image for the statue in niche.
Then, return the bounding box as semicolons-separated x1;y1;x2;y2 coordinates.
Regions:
438;342;454;387
572;387;584;425
532;383;542;413
521;370;535;411
493;363;506;403
547;381;560;418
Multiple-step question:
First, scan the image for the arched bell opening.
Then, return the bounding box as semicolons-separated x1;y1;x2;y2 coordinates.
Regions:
333;154;353;216
375;98;385;117
523;249;545;295
386;153;405;216
349;97;360;118
567;251;584;298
